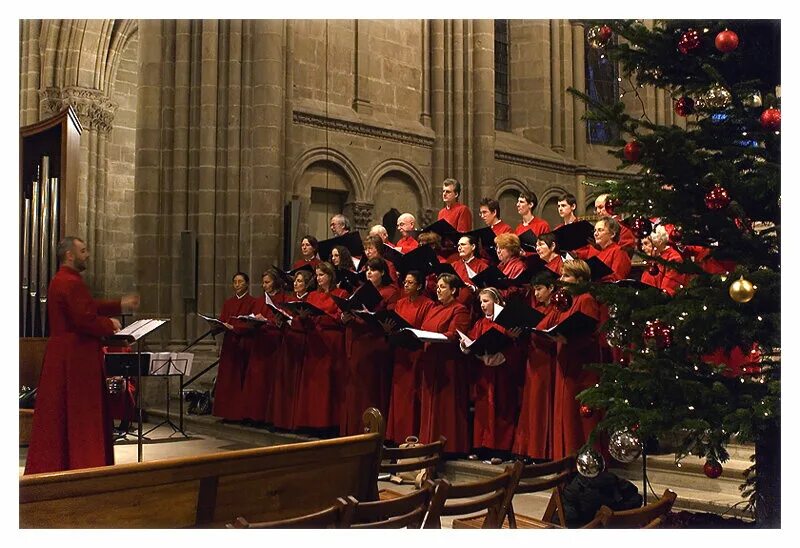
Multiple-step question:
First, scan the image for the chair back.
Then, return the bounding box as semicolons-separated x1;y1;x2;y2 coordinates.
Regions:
379;436;446;479
227;498;353;529
508;455;576;527
583;489;677;529
425;460;523;528
346;480;437;529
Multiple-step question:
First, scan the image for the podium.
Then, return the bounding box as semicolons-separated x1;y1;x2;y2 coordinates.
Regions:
104;318;169;462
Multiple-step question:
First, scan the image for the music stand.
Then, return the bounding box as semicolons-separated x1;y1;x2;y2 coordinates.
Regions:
105;318;169;463
143;353;190;438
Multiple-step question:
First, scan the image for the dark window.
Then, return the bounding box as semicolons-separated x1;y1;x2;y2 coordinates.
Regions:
495;20;510;131
585;26;620;144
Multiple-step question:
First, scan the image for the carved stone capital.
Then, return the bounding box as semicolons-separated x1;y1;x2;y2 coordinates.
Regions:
421;208;436;228
348;202;374;231
40;86;118;133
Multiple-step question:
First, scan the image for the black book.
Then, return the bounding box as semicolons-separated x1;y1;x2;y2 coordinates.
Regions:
380;243;405;265
335;267;360;292
457;226;497;251
494;300;545;331
318;230;364;262
552;220;595;251
517;229;539;253
281;300;327;317
419;219;460;249
396;244;440;278
531;311;597;341
352;309;413;331
388;327;450;350
331;281;383;313
272;263;314;287
469;265;530;289
266;302;293;321
234;314;269;325
458;327;512;356
586;256;614;281
197;312;228;331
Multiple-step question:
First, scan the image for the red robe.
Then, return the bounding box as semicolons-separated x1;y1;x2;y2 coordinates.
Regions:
270;292;310;429
587;242;632;281
552;293;605;460
683;245;736;275
616;218;637;252
513;301;559;459
418;301;471;453
452;256;488;309
292;288;349;429
490;220;514;235
25;265;121;474
468;317;524;452
242;291;287;423
545;255;564;275
341;284;400;435
395;235;419;254
515;217;550;238
292;257;321;271
438;202;472;232
385;295;436;443
498;256;528;302
212;292;258;420
641;247;689;296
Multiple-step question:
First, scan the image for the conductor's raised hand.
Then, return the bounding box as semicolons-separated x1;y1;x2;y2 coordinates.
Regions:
110;317;122;332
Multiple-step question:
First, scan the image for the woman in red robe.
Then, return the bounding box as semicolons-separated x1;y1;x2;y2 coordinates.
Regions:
536;232;564;275
639;226;690;295
461;287;524;460
551;260;606;460
292;234;321;271
212;272;258;421
417;232;449;299
495;232;528;303
385;270;436;444
360;234;399;285
292;262;349;433
340;257;400;436
513;272;560;460
417;273;471;454
269;269;314;430
451;235;488;310
585;217;632;282
242;268;288;424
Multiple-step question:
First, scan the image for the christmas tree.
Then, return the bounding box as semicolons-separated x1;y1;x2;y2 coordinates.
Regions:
569;20;780;526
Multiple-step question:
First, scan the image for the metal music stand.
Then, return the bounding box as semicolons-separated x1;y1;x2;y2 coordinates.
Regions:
105;318;169;463
180;313;228;391
143;353;190;438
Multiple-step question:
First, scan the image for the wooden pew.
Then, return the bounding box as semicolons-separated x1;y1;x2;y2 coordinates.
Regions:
20;408;384;528
19;337;48;446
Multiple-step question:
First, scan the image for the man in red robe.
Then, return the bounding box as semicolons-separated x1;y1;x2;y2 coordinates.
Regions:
438;178;472;232
478;197;513;236
395;213;420;254
25;237;139;474
594;193;636;252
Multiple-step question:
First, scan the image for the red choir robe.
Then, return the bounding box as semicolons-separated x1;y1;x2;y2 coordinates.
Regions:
292;288;349;430
545;255;564;275
385;294;436;443
438;202;472;232
360;258;399;285
586;242;632;281
242;291;288;423
212;292;258;421
683;245;736;275
418;301;471;453
341;284;400;436
641;247;690;296
452;256;488;309
270;292;310;429
292;257;321;271
515;217;551;238
395;235;420;254
25;266;121;474
616;218;637;252
490;220;514;235
552;292;606;460
513;300;560;459
498;256;528;302
467;316;525;452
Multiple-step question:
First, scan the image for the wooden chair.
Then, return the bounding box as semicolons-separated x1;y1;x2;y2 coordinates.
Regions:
377;436;446;501
581;489;677;529
226;498;354;529
345;480;438;529
451;455;576;529
428;460;524;529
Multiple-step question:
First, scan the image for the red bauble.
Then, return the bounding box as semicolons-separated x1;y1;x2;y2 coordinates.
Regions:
667;225;682;244
552;288;573;312
674;96;695;117
703;460;723;479
760;108;781;131
623;141;642;163
598;25;613;42
630;217;654;239
715;29;739;53
580;405;594;418
647;262;660;276
604;197;619;215
704;185;731;210
643;320;672;349
677;29;701;54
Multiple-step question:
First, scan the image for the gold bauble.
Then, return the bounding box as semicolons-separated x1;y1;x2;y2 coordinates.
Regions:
729;276;756;303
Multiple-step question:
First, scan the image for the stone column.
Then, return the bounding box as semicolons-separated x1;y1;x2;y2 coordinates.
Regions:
19;20;42;125
430;20;446;190
452;19;465;189
353;20;373;115
472;19;495;204
550;20;565;153
420;20;431;127
570;21;588;214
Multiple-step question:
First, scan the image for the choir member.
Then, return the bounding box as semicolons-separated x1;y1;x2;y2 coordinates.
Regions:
242;268;288;424
269;269;314;430
361;234;399;284
417;273;471;454
395;213;420;253
594;194;637;252
514;190;550;237
212;272;258;421
513;271;560;460
647;226;689;295
369;224;391;245
292;262;349;433
340;257;400;435
479;197;513;236
494;233;527;278
461;287;524;461
586;217;632;281
536;232;563;275
331;244;357;273
329;214;352;236
418;231;448;299
556;193;579;226
292;235;321;271
385;270;436;443
452;235;488;308
551;260;605;460
438;177;472;232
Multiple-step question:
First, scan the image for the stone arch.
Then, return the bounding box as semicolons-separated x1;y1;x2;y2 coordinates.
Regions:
494;178;529;226
290;147;365;201
494;177;529;200
366;159;432;211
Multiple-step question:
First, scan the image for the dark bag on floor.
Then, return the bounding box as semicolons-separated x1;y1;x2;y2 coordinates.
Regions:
560;471;643;527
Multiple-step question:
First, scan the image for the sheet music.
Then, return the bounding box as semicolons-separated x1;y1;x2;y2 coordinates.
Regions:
465;262;478;279
235;313;269;324
197;312;226;326
491;302;504;322
116;318;168;341
400;327;449;342
457;329;474;347
264;292;275;307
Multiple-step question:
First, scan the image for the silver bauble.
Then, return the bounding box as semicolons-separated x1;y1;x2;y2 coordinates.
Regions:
696;85;732;110
742;91;762;108
608;429;643;463
576;448;605;478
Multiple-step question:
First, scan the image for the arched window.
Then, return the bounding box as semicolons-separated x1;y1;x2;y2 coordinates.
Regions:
495;19;510;131
584;26;619;144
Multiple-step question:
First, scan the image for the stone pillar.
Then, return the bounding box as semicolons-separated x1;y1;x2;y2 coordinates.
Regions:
19;20;42;125
472;19;495;204
452;20;465;190
353;20;373;115
570;21;588;215
550;20;565;153
430;20;446;191
420;20;431;127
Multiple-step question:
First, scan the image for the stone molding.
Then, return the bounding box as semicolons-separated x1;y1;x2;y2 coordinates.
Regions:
40;86;118;133
293;110;436;148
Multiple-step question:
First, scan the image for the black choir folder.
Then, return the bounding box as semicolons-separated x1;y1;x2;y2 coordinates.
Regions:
553;220;595;251
531;311;597;340
353;309;413;331
517;230;539;253
469;264;543;289
234;313;269;325
458;327;511;356
389;327;450;350
493;300;545;331
281;300;327;317
585;256;614;281
318;231;365;262
331;282;382;313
